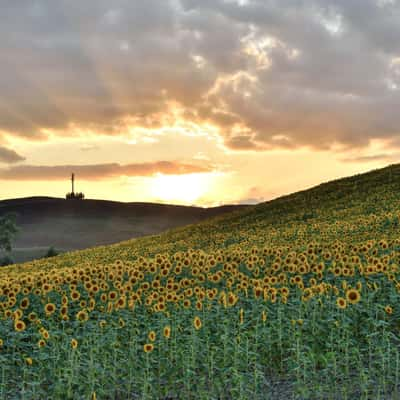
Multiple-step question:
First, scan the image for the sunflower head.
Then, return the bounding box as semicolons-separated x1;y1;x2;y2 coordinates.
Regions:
346;289;361;305
385;305;393;315
143;343;154;353
336;297;347;309
193;316;202;330
76;310;89;323
14;320;26;332
163;326;171;339
44;303;56;315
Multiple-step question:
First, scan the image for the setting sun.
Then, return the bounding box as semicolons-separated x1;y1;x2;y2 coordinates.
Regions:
150;172;215;204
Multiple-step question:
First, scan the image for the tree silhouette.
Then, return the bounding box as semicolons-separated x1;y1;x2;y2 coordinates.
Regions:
0;213;18;253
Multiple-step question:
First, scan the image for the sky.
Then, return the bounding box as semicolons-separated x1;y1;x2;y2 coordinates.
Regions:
1;0;400;206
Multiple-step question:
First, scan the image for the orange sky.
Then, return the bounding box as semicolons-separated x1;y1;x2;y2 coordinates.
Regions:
0;1;399;206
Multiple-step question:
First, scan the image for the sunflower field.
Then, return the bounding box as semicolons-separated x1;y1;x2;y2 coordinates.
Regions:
2;164;400;399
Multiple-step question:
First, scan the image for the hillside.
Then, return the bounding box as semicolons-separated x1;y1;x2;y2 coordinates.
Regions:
0;197;246;262
3;164;400;399
13;162;400;269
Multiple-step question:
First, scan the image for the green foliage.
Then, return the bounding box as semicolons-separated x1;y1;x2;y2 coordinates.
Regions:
0;255;14;266
44;247;58;258
0;212;18;253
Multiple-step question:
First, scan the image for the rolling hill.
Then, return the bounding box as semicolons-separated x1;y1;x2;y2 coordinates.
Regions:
22;162;400;268
0;197;247;262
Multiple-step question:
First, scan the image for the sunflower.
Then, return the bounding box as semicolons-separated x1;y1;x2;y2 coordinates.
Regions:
38;339;46;348
76;310;89;323
13;309;23;320
148;331;156;342
143;343;154;353
70;291;81;301
94;319;104;329
25;357;33;366
194;316;202;330
385;305;393;315
71;338;78;349
28;312;37;322
336;297;347;309
346;289;361;305
118;318;125;328
14;320;26;332
163;326;171;339
41;329;50;340
20;297;30;310
44;303;56;316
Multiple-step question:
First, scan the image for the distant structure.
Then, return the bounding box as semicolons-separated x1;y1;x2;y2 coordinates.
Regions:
66;173;85;200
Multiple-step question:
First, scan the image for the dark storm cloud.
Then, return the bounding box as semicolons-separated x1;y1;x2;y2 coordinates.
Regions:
0;161;212;181
1;0;400;151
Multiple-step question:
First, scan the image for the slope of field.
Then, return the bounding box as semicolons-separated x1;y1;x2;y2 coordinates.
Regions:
15;163;400;268
3;164;400;399
0;197;246;262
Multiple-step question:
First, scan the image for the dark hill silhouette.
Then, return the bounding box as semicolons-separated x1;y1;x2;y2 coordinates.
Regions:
0;197;247;262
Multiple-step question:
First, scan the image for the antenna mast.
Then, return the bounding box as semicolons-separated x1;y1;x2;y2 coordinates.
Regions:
71;173;75;195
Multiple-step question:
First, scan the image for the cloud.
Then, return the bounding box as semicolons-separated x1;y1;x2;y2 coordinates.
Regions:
0;146;25;164
1;1;400;152
0;161;212;181
340;153;399;163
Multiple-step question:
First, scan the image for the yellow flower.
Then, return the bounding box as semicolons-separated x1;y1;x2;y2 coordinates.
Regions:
38;339;46;348
41;329;50;340
44;303;56;316
20;298;30;310
28;312;37;322
25;357;33;366
143;343;154;353
71;338;78;349
99;320;107;328
346;289;361;305
163;326;171;339
385;305;393;315
76;310;89;322
336;297;347;309
14;320;26;332
193;316;202;330
148;331;156;342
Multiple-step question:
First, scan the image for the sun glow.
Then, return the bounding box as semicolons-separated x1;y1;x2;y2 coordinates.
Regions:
150;172;215;204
